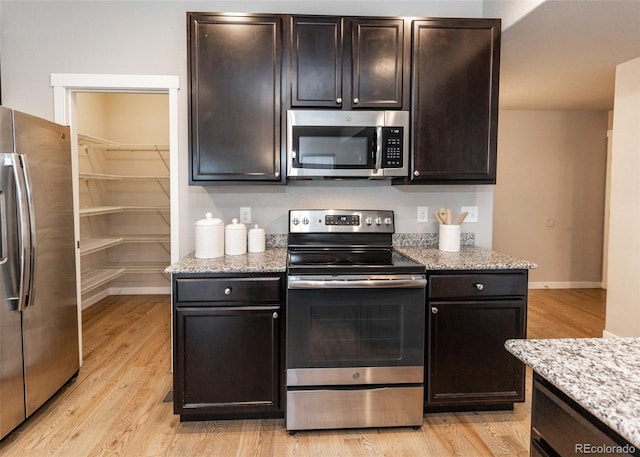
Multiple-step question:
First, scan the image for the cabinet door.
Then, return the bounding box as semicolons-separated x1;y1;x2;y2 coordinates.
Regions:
291;16;343;107
291;16;406;110
188;14;283;183
351;18;405;109
411;19;500;183
174;306;281;417
427;299;525;407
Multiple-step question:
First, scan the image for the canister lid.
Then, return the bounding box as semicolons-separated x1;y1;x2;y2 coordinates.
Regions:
195;212;223;226
225;218;246;230
248;224;265;234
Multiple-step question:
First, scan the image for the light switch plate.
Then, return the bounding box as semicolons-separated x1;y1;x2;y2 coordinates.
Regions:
417;206;429;223
461;206;478;223
240;207;251;224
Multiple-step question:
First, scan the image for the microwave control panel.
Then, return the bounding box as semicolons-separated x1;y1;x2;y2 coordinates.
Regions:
381;127;404;168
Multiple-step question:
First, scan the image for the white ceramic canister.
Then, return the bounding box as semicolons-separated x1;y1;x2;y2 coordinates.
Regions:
438;224;461;252
248;224;266;253
225;218;247;255
194;212;224;259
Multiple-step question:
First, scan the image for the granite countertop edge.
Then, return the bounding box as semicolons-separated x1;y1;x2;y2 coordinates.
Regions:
395;245;537;270
165;245;536;274
165;248;288;274
505;337;640;448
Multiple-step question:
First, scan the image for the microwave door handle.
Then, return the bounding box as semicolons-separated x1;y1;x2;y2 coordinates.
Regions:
374;126;383;171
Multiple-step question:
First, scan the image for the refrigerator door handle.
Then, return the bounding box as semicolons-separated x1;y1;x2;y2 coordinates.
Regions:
0;190;7;264
11;154;35;311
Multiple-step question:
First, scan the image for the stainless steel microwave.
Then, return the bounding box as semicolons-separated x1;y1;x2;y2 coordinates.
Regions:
286;110;409;179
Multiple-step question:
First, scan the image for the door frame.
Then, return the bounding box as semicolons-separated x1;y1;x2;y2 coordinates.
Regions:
51;73;179;364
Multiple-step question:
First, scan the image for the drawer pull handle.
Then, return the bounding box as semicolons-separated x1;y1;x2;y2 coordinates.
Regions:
431;307;438;314
474;283;484;291
224;287;232;295
273;312;279;319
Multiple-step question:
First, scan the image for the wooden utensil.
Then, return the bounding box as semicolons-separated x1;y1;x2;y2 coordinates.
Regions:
437;208;448;224
434;210;446;224
456;211;468;225
445;208;453;225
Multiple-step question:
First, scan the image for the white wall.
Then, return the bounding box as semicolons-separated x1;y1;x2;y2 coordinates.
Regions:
493;110;608;288
0;0;495;259
605;56;640;337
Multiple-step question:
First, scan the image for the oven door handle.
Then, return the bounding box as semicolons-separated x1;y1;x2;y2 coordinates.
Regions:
287;275;426;289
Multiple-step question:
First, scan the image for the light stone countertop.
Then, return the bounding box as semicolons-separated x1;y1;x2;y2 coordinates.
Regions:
395;245;538;270
165;248;287;274
505;337;640;448
166;244;537;274
166;232;537;274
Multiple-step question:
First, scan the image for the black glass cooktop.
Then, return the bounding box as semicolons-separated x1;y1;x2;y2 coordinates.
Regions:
287;248;424;274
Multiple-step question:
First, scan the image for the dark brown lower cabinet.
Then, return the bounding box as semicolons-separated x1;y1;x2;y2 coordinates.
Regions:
172;274;284;421
425;271;527;411
531;373;639;457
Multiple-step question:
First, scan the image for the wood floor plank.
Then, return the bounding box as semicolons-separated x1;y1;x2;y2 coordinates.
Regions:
0;289;606;456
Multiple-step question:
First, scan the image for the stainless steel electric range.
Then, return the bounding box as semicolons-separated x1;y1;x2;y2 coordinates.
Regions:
285;209;426;432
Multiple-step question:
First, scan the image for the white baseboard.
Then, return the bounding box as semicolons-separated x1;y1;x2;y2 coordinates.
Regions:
81;287;170;310
528;281;603;289
81;289;110;310
602;330;619;338
108;286;171;295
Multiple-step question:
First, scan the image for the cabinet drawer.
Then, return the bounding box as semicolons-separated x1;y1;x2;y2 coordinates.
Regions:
428;272;526;299
176;276;281;303
532;376;634;457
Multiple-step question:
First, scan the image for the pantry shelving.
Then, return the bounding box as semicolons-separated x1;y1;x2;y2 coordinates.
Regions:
78;133;171;306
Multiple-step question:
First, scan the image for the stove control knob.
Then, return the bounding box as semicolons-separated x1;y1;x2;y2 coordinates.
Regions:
384;217;392;225
375;217;382;226
292;217;300;226
302;217;310;225
365;217;373;226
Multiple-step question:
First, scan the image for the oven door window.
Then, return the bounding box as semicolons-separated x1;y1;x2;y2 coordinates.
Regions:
292;126;376;169
287;287;424;368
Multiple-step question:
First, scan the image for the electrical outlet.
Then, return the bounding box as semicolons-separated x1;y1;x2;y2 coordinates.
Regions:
461;206;478;223
240;207;251;224
417;206;429;223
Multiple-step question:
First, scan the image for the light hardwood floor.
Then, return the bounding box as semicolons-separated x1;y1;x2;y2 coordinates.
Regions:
0;289;606;457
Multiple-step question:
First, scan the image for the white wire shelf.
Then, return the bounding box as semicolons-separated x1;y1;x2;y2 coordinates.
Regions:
81;268;126;295
79;172;169;181
79;206;170;217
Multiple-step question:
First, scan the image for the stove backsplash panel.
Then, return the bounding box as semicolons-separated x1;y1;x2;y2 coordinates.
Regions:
266;233;475;248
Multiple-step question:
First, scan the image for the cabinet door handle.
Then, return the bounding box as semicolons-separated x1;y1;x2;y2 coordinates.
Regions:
336;97;343;104
224;287;232;295
414;170;420;177
273;311;279;319
431;307;438;314
474;283;484;291
353;97;359;104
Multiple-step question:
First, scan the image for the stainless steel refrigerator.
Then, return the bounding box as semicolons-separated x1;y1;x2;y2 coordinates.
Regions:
0;106;79;439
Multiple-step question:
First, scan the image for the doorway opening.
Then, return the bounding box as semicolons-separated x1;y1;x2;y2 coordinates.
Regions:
76;92;170;307
51;73;179;362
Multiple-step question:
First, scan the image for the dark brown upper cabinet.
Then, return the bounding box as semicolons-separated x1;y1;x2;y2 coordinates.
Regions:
291;16;408;110
188;13;284;184
410;19;501;184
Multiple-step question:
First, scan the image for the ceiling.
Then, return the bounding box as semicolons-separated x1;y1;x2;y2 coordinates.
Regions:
492;0;640;111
